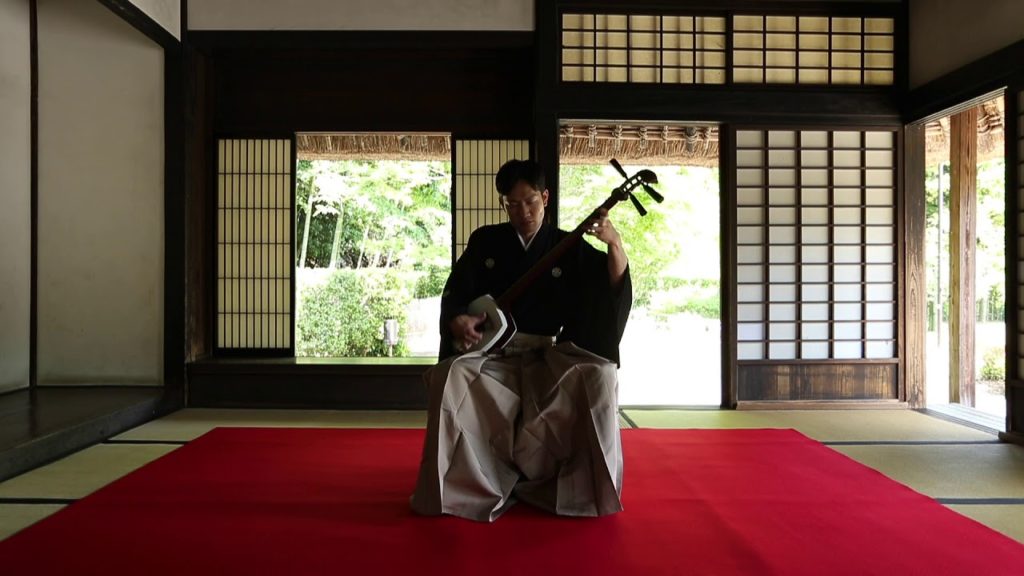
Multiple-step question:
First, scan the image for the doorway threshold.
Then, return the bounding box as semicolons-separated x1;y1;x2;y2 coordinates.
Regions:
921;403;1004;435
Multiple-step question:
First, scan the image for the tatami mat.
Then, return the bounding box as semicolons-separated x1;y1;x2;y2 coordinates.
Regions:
3;408;1023;545
112;408;631;441
948;504;1024;544
831;444;1024;499
622;409;997;441
112;409;428;442
0;505;65;541
0;444;177;500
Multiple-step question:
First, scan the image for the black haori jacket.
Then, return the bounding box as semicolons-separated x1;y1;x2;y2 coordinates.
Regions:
438;222;632;365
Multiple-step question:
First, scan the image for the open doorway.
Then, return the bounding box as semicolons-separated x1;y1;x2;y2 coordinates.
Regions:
558;122;721;406
293;133;452;361
923;96;1006;429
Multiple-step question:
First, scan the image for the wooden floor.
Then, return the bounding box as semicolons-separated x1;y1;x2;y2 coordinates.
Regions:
0;387;166;481
1;407;1023;544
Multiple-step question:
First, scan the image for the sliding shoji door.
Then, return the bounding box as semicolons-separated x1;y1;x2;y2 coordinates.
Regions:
735;128;899;402
215;138;295;354
452;139;530;260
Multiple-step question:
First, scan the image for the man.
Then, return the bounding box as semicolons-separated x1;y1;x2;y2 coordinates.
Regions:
410;159;632;522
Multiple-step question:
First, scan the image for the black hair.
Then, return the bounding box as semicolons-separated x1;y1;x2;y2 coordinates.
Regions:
495;159;545;195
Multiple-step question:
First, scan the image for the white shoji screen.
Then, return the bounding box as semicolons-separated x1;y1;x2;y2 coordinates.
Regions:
453;139;528;260
736;129;897;361
561;13;727;84
732;15;894;85
217;139;293;351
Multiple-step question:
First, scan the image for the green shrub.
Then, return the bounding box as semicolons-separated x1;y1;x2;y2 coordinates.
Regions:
413;264;450;299
651;279;721;320
297;268;414;357
979;346;1005;381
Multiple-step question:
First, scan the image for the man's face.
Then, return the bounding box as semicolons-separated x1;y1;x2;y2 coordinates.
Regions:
503;180;549;238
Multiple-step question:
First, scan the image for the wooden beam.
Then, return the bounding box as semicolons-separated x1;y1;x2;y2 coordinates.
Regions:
29;0;37;388
904;123;926;408
95;0;179;50
904;39;1024;123
949;108;978;407
1008;86;1022;437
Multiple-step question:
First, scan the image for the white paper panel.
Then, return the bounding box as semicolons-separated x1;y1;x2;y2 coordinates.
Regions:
866;322;894;340
867;264;894;283
769;304;796;322
768;226;796;244
769;323;796;340
867;284;894;301
866;342;894;358
801;132;828;147
802;226;829;244
738;285;764;302
801;342;829;359
738;304;763;322
769;188;796;205
737;188;764;206
769;342;796;360
802;322;829;340
738;323;764;341
770;285;797;302
802;265;829;283
768;131;796;147
737;226;763;244
834;284;862;302
38;0;164;384
834;323;862;340
834;341;863;358
834;227;862;244
802;303;830;322
192;0;533;31
801;150;829;167
769;265;796;283
802;169;829;187
738;245;764;264
736;131;764;148
738;342;764;360
802;284;829;302
0;0;31;392
835;265;862;283
833;303;862;321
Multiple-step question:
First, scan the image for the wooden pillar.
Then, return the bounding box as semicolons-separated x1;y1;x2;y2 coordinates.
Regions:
949;108;977;407
904;124;926;408
1001;88;1022;445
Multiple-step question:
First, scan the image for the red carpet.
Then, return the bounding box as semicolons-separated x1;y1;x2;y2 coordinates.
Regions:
1;428;1022;575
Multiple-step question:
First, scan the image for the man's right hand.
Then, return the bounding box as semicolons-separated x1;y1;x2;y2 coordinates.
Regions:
450;312;488;352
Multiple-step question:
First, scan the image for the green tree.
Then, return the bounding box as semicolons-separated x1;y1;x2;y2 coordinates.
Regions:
559;164;720;313
294;159;453;357
924;158;1005;326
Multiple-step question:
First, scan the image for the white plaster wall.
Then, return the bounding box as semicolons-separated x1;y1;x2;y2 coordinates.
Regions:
189;0;533;31
910;0;1024;89
37;0;164;385
131;0;180;39
0;0;32;393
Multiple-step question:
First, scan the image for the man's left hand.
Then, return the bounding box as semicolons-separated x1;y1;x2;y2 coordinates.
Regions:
585;208;622;248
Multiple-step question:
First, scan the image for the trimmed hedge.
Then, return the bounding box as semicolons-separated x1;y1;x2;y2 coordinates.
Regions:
297;268;415;357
